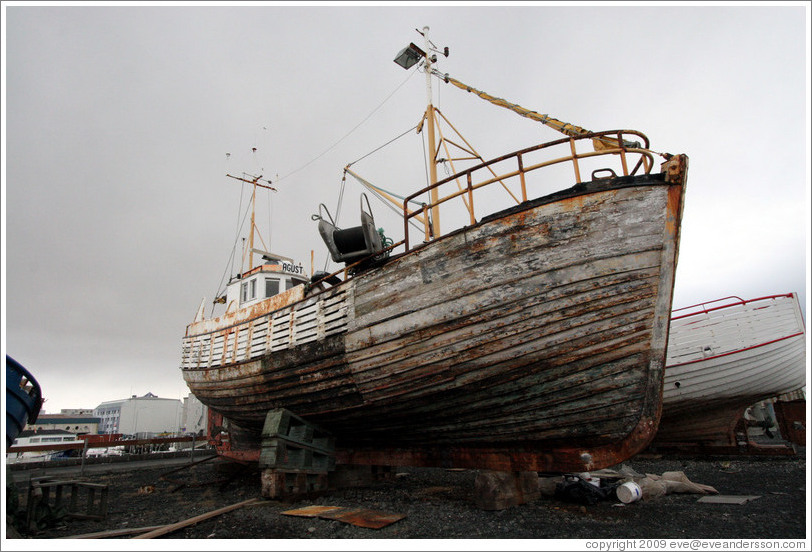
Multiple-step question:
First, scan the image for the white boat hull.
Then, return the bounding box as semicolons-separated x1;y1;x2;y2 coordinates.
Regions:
656;293;806;445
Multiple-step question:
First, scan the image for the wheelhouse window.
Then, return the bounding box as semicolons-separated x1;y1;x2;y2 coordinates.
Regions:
241;279;257;303
265;278;280;297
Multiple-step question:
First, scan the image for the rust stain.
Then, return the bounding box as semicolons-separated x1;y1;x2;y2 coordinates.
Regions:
187;285;305;336
560;194;586;212
316;507;406;529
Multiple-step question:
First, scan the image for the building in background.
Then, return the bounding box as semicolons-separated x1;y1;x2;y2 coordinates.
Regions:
57;408;96;416
27;413;100;435
94;392;182;437
180;393;207;436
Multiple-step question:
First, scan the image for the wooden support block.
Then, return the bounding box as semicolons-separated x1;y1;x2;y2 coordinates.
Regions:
260;469;329;499
259;410;336;499
474;470;541;510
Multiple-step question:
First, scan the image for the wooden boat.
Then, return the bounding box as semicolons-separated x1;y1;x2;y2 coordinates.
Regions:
653;293;806;449
181;30;689;473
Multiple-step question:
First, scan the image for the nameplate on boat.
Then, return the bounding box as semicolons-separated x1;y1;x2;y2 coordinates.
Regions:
281;262;306;276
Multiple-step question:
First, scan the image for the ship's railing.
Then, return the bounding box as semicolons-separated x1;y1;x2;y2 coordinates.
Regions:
671;294;796;321
403;129;659;251
666;293;803;367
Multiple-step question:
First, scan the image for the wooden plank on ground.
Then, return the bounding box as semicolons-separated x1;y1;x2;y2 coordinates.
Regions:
132;498;263;539
697;495;761;505
281;505;346;517
59;525;165;539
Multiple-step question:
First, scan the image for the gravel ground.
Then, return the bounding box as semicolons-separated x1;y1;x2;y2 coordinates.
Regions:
6;445;807;542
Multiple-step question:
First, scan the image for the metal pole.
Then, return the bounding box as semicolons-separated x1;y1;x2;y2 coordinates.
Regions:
249;184;256;270
80;438;89;476
423;25;440;238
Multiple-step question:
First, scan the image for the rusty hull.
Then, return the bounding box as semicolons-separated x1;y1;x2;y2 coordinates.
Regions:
183;156;688;472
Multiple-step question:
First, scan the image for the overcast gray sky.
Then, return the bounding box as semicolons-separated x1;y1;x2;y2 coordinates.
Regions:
3;2;809;415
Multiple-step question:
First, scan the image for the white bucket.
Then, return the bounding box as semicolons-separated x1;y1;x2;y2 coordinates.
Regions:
616;481;642;503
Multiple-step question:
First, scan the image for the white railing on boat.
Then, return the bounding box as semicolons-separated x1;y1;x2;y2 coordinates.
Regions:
670;294;796;321
666;293;805;367
184;287;349;369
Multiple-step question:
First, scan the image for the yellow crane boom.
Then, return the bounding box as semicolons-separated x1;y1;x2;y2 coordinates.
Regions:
440;73;635;151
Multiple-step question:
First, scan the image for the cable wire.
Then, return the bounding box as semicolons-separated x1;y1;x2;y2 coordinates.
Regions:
275;65;420;184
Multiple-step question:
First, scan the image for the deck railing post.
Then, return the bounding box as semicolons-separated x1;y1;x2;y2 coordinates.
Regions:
618;132;630;176
569;138;582;183
467;173;476;225
423;204;431;242
80;438;89;476
403;206;410;252
518;154;527;202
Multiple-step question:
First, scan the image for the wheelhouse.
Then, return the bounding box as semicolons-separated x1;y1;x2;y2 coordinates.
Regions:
224;255;309;310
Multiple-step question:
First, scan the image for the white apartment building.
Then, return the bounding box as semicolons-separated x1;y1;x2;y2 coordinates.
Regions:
94;392;182;437
180;393;208;436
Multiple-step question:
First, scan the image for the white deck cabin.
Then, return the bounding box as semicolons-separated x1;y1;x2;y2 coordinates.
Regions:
224;252;310;311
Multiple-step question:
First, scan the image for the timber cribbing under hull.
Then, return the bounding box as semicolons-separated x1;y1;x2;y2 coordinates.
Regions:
183;171;686;472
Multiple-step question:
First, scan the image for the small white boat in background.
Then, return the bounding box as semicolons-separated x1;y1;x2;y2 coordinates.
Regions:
654;293;806;450
6;429;84;464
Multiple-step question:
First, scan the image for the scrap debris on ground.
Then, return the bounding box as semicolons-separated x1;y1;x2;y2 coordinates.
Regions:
5;451;806;540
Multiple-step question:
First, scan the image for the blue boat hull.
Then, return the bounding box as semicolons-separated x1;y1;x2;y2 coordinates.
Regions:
6;356;43;448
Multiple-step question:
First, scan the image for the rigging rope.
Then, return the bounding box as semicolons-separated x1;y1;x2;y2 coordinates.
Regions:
345;124;419;168
275;64;421;184
232;181;246;276
211;191;254;316
421;125;431;197
343;170;425;232
322;174;347;273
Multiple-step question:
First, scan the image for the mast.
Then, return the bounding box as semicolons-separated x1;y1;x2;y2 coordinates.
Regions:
394;27;451;240
423;26;440;239
226;173;276;272
249;184;256;270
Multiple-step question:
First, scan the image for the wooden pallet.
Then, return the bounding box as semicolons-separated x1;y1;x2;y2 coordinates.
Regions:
26;477;108;530
260;438;336;472
259;409;336;498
